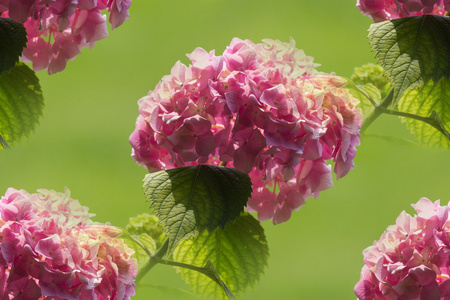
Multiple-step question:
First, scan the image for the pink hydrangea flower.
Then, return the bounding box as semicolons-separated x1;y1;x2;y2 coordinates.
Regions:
130;38;362;225
355;197;450;300
0;0;131;74
0;187;137;299
357;0;449;22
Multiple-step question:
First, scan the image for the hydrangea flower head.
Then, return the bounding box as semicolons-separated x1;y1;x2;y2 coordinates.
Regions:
355;197;450;300
0;0;131;74
0;187;137;299
357;0;449;22
130;38;362;224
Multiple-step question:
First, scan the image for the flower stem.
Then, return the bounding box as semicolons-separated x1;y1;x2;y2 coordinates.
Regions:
136;238;169;283
360;86;450;142
135;237;235;298
361;87;395;134
151;257;236;299
0;134;10;149
379;108;450;140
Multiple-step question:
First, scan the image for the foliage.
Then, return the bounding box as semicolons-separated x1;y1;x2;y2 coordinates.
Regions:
368;15;450;105
0;62;44;149
120;228;157;273
0;17;27;75
143;165;252;256
345;79;382;119
350;63;391;99
126;213;167;249
173;213;269;298
398;78;450;148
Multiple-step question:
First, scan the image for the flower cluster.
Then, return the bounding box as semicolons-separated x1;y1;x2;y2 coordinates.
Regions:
357;0;449;22
0;0;131;74
0;187;137;299
355;197;450;300
130;38;362;224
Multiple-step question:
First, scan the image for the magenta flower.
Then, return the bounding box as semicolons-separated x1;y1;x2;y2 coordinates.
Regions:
355;197;450;300
357;0;449;22
0;188;137;299
130;38;362;224
0;0;131;74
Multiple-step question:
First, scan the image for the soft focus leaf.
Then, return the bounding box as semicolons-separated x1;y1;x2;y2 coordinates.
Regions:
0;17;27;75
345;79;381;119
368;15;450;104
350;63;391;99
0;62;44;149
143;165;252;256
126;213;167;249
119;228;156;272
138;234;157;254
173;213;269;298
398;78;450;148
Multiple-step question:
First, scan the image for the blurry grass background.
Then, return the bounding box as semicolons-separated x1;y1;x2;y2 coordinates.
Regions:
1;0;449;299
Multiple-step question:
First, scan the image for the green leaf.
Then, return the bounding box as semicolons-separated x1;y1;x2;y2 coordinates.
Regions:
138;233;157;255
0;17;27;75
143;165;252;256
172;213;269;298
368;15;450;104
126;213;167;249
398;78;450;148
0;62;44;149
119;228;156;272
345;79;381;119
350;63;391;99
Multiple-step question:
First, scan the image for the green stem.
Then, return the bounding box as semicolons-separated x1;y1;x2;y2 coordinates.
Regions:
0;134;10;149
150;257;235;299
379;108;450;139
135;237;235;298
136;238;169;283
361;87;395;134
359;86;450;141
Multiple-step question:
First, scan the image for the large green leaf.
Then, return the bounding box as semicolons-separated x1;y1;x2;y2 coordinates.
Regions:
0;17;27;75
173;213;269;298
398;78;450;148
369;15;450;104
143;165;252;256
0;62;44;149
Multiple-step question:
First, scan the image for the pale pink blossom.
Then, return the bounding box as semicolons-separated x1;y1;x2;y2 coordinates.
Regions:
2;0;131;74
0;187;137;299
130;38;362;224
355;197;450;300
357;0;449;22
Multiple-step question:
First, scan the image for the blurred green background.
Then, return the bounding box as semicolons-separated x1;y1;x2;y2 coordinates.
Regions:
1;0;449;299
